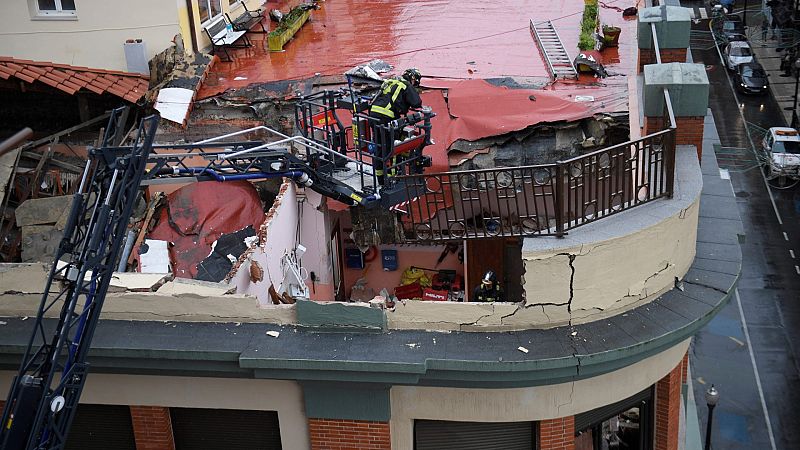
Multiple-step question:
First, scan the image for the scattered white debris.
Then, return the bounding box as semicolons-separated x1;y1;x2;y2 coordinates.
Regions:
244;235;259;248
234;322;241;327
154;88;194;125
234;76;248;81
266;330;280;338
0;321;7;325
517;346;529;353
226;254;237;264
574;95;595;102
21;316;28;321
405;343;419;349
570;331;578;336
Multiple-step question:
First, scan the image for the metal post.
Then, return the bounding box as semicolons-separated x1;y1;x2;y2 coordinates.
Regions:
704;403;716;450
704;385;719;450
554;164;565;237
744;0;749;25
793;62;800;128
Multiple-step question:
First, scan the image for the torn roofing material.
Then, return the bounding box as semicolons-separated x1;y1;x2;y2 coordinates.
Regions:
328;79;603;211
142;181;265;280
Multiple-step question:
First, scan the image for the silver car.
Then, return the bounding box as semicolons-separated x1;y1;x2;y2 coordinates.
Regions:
724;41;753;70
762;127;800;189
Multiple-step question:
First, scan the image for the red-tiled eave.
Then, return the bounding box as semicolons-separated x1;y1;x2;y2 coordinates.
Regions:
0;56;150;102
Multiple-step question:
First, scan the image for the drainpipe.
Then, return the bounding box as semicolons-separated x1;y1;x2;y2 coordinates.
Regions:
185;0;199;54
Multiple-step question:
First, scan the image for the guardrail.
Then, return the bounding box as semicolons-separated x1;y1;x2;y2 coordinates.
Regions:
396;88;677;242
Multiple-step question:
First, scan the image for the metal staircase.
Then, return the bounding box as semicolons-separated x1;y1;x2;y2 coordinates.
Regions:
530;20;578;81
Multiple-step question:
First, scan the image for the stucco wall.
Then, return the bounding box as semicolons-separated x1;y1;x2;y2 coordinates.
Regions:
0;0;182;72
0;372;310;450
231;181;335;305
389;338;690;448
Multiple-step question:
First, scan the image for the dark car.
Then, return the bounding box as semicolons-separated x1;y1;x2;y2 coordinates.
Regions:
735;62;769;94
722;14;747;42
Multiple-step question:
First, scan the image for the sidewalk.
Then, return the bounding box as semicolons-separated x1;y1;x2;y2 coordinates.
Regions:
749;27;795;127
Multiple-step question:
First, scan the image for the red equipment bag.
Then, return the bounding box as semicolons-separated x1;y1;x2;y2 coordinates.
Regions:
394;281;423;300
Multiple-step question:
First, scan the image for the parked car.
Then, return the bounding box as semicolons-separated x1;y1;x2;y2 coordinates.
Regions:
734;62;769;94
724;41;754;70
721;14;744;41
762;127;800;189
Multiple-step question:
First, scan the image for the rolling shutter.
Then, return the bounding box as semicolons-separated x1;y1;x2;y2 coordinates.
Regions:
414;420;534;450
65;404;136;450
170;407;282;450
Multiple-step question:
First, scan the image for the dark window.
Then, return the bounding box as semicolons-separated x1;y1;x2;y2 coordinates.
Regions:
772;140;800;154
170;408;282;450
575;387;655;450
730;46;752;57
414;420;534;450
65;404;136;450
37;0;75;12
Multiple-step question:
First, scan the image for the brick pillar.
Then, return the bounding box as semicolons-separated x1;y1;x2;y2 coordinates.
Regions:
681;351;689;384
308;418;390;450
655;362;682;450
643;115;705;160
539;416;576;450
639;48;688;72
129;406;175;450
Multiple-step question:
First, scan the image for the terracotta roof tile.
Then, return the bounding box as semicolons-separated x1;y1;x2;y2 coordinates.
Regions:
59;79;82;94
14;72;35;84
0;56;150;102
37;76;60;89
83;83;105;95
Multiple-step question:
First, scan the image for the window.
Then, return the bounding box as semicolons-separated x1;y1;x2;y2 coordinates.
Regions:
772;140;800;154
198;0;223;23
35;0;76;16
730;46;752;57
229;0;240;6
575;387;655;450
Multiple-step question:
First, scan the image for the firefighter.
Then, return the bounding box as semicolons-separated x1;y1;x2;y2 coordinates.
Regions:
472;270;504;302
369;68;423;124
368;68;424;182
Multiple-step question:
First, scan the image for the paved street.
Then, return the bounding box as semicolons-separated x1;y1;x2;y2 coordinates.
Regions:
683;1;800;449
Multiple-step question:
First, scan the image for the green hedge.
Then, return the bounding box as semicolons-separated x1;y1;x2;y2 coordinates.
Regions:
578;1;599;51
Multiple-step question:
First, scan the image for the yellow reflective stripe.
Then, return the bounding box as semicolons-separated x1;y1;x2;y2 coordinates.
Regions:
390;81;406;102
370;105;395;118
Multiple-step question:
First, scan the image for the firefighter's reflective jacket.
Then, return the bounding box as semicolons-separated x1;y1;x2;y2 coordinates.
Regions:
369;78;422;121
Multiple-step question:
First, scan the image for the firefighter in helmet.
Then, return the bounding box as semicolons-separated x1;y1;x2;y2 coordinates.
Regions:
368;68;424;182
472;270;504;302
369;68;423;124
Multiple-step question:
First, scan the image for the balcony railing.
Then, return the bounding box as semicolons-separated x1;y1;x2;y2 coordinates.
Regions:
395;89;677;242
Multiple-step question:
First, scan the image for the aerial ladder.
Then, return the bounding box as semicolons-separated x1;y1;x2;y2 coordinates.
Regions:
0;92;435;449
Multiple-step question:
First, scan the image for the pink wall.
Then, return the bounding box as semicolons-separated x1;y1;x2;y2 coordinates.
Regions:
341;244;464;300
231;181;337;305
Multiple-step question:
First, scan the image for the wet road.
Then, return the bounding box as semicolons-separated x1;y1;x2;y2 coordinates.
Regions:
685;1;800;449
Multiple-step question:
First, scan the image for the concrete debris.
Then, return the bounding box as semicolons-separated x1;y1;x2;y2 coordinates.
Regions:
249;260;264;283
518;346;529;353
156;277;237;297
139;239;171;274
15;196;74;228
266;330;280;338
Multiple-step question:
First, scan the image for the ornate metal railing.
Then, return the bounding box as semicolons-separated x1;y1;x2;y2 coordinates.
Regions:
395;90;676;242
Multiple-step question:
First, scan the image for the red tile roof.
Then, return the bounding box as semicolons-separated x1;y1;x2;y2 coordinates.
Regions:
0;56;149;103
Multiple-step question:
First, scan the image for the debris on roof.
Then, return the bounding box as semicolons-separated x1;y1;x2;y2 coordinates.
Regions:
141;181;267;280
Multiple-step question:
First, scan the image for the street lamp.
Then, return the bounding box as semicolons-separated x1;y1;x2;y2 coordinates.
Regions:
704;385;720;450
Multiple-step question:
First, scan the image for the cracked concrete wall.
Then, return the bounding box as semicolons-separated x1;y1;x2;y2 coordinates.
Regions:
389;338;690;449
0;262;296;323
522;199;698;327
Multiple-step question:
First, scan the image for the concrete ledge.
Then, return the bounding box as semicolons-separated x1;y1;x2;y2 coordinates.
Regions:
296;300;386;331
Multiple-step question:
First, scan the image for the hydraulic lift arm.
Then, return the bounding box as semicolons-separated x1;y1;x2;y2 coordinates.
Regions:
0;98;435;449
